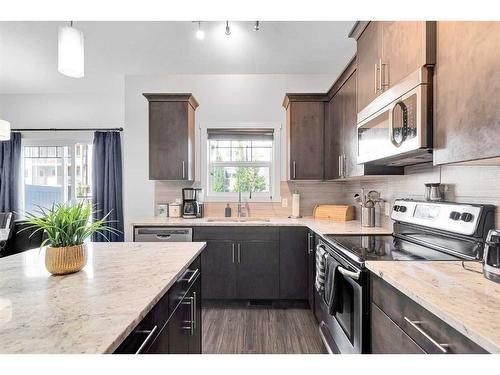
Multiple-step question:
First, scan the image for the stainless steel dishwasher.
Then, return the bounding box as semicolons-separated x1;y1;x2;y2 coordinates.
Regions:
134;227;192;242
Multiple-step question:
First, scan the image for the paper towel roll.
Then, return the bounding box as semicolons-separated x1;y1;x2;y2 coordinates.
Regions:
292;193;300;218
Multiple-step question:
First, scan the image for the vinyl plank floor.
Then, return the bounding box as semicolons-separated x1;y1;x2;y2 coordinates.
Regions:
202;304;325;354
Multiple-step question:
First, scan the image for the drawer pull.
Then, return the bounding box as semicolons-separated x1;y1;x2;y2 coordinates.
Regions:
180;268;200;284
404;317;448;353
135;325;158;354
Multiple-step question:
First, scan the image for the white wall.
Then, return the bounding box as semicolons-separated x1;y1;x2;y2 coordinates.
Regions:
123;74;336;239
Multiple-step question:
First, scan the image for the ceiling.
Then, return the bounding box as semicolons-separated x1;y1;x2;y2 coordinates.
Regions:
0;21;356;93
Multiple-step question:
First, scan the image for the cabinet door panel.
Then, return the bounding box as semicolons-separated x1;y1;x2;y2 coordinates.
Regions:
149;101;188;180
381;21;426;88
434;21;500;164
356;22;381;112
324;95;342;180
236;241;279;299
289;102;325;180
279;227;308;299
188;277;202;354
201;240;236;299
307;231;316;310
341;71;364;178
371;303;425;354
167;297;191;354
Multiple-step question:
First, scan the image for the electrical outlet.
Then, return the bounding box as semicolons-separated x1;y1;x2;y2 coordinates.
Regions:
384;201;391;216
282;198;288;208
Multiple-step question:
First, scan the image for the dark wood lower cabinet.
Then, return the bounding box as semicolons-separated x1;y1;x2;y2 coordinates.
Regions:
371;274;487;354
371;303;424;354
237;241;279;299
195;226;308;301
114;256;202;354
279;227;308;300
201;240;236;299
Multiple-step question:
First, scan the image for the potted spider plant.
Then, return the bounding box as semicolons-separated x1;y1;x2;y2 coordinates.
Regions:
23;202;119;276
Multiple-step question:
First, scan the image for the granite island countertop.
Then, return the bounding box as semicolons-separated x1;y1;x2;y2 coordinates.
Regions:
0;241;206;354
366;260;500;353
131;217;393;236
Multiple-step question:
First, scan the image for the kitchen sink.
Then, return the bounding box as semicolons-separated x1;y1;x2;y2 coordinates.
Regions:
206;217;271;222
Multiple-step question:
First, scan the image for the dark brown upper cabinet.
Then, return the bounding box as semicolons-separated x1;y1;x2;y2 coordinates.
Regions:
434;22;500;165
324;58;403;179
143;93;198;180
283;95;325;180
349;21;436;113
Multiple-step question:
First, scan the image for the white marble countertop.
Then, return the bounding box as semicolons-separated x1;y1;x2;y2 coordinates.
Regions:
366;260;500;353
131;217;393;236
0;241;206;354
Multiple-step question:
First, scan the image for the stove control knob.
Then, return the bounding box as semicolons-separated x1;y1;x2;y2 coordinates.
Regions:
449;211;461;221
393;205;400;212
460;212;474;222
399;205;407;213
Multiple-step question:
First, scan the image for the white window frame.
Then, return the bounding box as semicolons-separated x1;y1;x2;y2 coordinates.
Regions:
20;134;93;214
200;123;281;203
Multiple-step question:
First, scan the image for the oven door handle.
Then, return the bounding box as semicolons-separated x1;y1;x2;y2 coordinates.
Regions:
338;266;361;281
318;321;334;354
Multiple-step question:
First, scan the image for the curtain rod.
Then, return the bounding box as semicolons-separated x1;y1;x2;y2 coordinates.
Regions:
11;127;124;132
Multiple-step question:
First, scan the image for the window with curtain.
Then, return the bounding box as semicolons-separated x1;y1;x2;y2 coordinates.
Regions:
206;128;276;201
22;142;93;214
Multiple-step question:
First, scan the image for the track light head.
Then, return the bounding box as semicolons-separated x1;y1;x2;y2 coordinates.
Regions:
225;21;231;36
253;21;260;31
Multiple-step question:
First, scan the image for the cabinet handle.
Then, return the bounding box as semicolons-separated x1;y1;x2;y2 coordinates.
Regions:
403;317;449;353
232;243;235;263
182;161;186;179
292;161;297;179
192;291;197;331
338;155;342;178
378;58;383;92
181;296;194;335
135;325;158;354
381;61;389;90
180;268;199;284
307;233;313;254
374;63;379;94
342;154;346;178
237;243;241;263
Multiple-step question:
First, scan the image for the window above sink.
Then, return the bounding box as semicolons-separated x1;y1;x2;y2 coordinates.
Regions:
200;123;282;203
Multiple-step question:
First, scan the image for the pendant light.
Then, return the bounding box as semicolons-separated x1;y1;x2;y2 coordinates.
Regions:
195;21;205;40
0;119;11;141
58;21;84;78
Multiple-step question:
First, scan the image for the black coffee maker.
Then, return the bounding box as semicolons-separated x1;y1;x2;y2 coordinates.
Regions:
182;188;203;219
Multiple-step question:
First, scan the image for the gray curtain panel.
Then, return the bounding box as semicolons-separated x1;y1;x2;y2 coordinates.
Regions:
92;131;124;242
0;133;21;213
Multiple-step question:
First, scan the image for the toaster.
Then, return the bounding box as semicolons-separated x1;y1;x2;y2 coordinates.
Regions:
483;229;500;283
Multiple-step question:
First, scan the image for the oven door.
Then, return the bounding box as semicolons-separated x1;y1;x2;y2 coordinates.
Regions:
314;242;364;354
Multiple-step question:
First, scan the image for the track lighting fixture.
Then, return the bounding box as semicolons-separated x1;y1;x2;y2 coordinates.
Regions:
225;21;231;36
253;21;260;31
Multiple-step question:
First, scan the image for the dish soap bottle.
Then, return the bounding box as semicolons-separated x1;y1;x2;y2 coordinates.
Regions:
225;204;232;218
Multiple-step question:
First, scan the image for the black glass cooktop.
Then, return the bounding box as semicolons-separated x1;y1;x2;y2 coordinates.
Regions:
324;234;463;263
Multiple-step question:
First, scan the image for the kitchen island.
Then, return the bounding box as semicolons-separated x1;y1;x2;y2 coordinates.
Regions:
0;242;205;354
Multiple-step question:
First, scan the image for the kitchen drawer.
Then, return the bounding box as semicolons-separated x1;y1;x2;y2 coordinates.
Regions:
371;303;425;354
168;256;201;313
372;275;487;354
193;226;279;242
114;290;169;354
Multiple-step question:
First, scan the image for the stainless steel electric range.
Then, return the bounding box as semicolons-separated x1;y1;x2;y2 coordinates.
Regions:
315;199;495;354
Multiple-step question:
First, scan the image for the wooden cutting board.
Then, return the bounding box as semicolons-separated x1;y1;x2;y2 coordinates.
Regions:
313;205;355;221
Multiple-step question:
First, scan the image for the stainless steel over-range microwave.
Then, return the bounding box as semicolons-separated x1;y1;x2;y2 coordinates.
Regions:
357;67;433;167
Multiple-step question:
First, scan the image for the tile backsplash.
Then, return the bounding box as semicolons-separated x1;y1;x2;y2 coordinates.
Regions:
155;163;500;227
